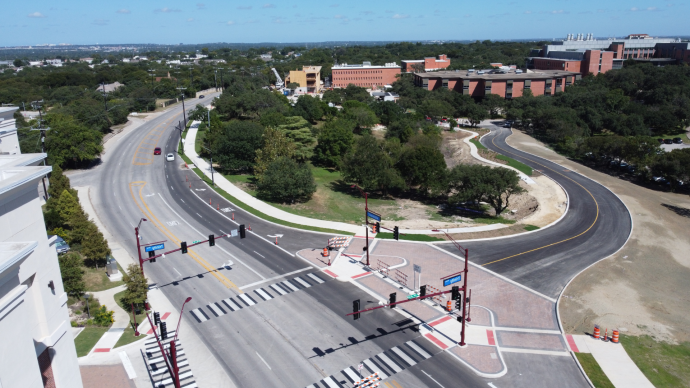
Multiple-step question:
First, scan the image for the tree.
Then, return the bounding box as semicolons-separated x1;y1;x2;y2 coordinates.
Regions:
397;144;447;192
188;104;209;121
254;127;296;178
483;168;525;216
56;190;82;225
81;223;111;267
481;94;505;118
419;99;454;119
341;135;404;194
465;104;489;127
277;116;316;161
121;264;148;308
342;101;378;132
212;120;264;172
45;113;103;167
313;119;355;167
13;58;23;67
447;165;524;216
48;165;76;200
293;95;324;123
58;252;85;296
256;157;316;203
287;82;300;90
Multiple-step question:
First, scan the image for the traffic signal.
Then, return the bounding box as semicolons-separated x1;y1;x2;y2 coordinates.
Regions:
451;286;459;301
153;312;160;326
353;299;361;320
209;234;215;246
148;250;156;263
393;226;399;240
160;322;168;340
239;224;246;239
374;222;380;234
455;297;462;311
420;285;427;298
181;241;188;254
389;292;397;309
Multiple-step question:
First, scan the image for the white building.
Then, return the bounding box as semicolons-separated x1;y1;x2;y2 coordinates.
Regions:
0;108;82;388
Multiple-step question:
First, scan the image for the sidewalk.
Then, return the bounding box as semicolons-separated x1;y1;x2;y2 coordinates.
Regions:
87;285;129;355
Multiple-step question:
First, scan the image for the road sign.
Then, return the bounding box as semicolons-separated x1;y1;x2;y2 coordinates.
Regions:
413;264;422;273
407;294;419;300
145;243;164;252
192;240;202;244
357;364;364;371
231;229;238;237
443;274;462;287
366;211;381;222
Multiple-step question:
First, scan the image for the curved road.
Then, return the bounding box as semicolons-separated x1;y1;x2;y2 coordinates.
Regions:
436;123;632;299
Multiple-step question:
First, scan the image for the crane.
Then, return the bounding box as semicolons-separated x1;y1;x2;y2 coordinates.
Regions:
271;68;284;89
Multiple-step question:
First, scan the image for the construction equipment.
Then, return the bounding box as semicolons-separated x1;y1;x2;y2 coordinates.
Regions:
271;68;284;89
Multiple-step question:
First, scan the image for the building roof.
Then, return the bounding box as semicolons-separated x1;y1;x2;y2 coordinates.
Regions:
0;107;18;122
97;82;124;93
0;165;51;196
302;66;322;73
332;62;400;70
0;154;47;168
415;69;580;80
401;60;424;63
0;241;37;275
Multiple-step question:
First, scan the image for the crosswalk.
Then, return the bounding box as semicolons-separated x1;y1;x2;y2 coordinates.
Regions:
305;339;436;388
144;331;197;388
189;272;327;323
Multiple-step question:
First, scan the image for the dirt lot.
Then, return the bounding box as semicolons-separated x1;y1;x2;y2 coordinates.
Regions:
506;129;690;344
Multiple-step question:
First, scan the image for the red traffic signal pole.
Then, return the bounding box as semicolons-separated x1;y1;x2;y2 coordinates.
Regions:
351;184;370;267
433;229;470;347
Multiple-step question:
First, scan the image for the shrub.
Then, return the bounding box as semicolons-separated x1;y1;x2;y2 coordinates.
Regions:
93;306;114;326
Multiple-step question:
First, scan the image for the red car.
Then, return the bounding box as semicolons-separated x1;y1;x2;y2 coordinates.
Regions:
154;147;162;155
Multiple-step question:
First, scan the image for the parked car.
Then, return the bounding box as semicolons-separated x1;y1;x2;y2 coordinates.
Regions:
166;153;175;162
154;147;162;155
52;236;70;255
673;137;683;144
663;139;673;144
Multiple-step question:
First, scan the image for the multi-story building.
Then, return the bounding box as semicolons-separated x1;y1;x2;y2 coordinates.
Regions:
401;55;451;73
413;68;581;99
527;33;680;75
0;107;82;388
331;62;401;89
285;66;323;94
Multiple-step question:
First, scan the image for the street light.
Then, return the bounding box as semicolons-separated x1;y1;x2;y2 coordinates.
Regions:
173;297;192;342
351;184;370;267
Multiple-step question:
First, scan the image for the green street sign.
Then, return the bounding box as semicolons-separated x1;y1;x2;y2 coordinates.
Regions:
407;294;419;300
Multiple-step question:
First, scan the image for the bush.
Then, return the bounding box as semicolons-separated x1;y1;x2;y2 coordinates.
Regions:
256;157;316;203
93;306;114;326
58;252;85;296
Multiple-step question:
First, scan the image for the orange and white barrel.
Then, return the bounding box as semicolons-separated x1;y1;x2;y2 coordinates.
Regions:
593;325;600;339
612;329;619;343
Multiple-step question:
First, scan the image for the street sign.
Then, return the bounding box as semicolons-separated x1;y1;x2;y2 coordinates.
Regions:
443;275;462;287
192;240;202;244
357;364;364;371
413;264;422;273
231;229;238;237
407;294;419;300
366;211;381;222
145;243;164;252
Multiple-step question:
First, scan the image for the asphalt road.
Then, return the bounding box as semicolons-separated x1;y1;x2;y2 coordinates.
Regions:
435;123;632;299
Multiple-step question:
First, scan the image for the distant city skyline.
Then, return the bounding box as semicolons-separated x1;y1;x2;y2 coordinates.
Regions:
2;0;687;46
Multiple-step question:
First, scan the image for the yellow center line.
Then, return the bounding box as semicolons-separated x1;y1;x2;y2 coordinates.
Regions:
131;113;181;166
128;181;241;292
480;133;600;267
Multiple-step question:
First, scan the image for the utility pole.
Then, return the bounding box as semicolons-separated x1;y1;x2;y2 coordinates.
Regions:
351;184;370;267
101;82;108;111
177;87;187;126
214;69;218;91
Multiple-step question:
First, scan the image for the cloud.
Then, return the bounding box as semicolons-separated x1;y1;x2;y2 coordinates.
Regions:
27;12;45;18
117;9;131;14
330;4;339;7
187;18;194;22
334;14;344;18
524;10;532;14
630;7;639;11
92;19;109;26
360;10;373;15
392;14;409;19
237;5;252;10
154;7;181;13
647;6;659;11
273;17;286;23
262;3;276;8
197;3;205;9
550;9;566;14
226;20;235;25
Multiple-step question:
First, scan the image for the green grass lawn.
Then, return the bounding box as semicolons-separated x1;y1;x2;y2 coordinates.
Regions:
523;225;540;231
83;262;125;292
470;138;533;176
75;327;109;357
376;232;444;242
114;290;150;327
620;335;690;387
113;327;147;348
575;353;615;388
195;130;206;154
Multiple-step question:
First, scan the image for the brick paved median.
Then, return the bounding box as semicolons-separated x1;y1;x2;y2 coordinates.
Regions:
496;331;567;351
297;248;330;268
449;344;504;374
356;275;444;323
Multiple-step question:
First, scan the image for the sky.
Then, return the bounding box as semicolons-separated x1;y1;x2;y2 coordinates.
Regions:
1;0;688;46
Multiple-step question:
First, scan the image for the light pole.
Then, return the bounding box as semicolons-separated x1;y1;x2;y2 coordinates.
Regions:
351;184;370;267
432;229;471;347
135;218;147;275
177;87;187;126
202;146;215;186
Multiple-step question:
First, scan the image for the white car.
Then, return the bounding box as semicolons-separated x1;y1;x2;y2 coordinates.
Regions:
166;153;175;162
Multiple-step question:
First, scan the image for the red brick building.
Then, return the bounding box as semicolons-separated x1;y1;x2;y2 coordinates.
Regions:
401;55;451;73
331;62;401;88
413;69;581;99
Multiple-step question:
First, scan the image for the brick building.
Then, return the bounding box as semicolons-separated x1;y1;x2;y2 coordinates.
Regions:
413;69;581;99
401;55;451;73
331;62;401;89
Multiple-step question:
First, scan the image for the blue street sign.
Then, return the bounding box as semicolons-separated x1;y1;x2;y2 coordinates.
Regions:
145;243;164;252
366;211;381;222
443;275;462;287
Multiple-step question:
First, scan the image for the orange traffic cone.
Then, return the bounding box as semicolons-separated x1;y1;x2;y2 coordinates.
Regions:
248;223;251;231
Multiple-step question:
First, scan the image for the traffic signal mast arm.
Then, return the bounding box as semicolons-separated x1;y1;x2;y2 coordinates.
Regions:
346;289;458;317
141;232;231;263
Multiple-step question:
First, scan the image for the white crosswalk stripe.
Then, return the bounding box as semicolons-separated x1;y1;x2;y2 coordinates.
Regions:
406;340;432;359
207;303;225;317
190;308;207;322
363;359;388;379
341;367;360;384
293;276;312;288
238;294;256;306
282;280;300;292
391;346;416;366
307;273;325;284
377;352;403;373
321;376;341;388
254;288;273;301
270;283;288;295
222;298;242;311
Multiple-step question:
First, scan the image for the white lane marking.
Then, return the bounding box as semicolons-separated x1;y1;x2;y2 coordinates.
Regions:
282;280;299;292
406;341;432;359
269;284;287;295
422;370;445;388
180;199;185;203
173;268;183;279
119;205;122;210
190;308;207;322
239;267;311;290
166;174;168;178
159;192;266;279
207;302;225;316
118;352;137;379
253;251;265;259
254;288;272;300
238;294;256;306
321;377;340;388
196;212;202;217
341;367;360;384
488;384;499;388
391;346;416;366
293;276;311;288
363;359;387;379
256;352;271;370
223;298;241;311
167;221;179;226
306;273;324;284
170;185;174;191
377;352;403;373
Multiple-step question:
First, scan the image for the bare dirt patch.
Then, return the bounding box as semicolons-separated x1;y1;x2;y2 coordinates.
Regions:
507;129;690;343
